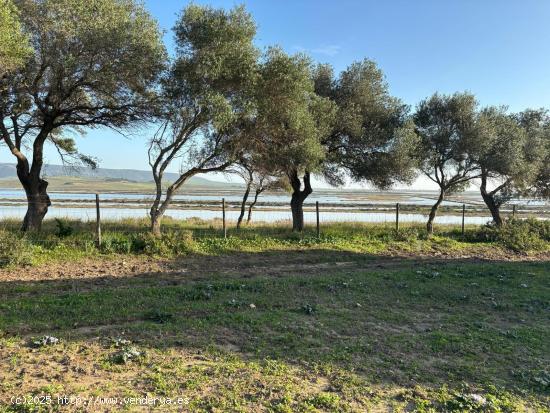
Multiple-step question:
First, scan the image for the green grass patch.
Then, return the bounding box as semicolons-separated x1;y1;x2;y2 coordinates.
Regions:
1;218;548;268
0;257;548;411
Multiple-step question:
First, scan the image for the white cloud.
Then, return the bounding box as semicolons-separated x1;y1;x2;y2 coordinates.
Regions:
311;44;341;57
291;44;342;57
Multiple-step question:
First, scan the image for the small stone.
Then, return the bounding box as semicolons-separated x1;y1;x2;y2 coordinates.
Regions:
521;283;528;288
468;394;487;405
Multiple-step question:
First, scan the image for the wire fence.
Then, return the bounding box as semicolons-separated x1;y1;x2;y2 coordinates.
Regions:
1;192;548;240
1;192;549;267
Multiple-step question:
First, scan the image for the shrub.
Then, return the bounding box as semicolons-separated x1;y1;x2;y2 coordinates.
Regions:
131;230;195;256
0;230;33;267
54;218;74;237
473;219;549;252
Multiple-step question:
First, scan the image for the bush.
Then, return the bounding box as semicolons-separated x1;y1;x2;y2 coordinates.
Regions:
54;218;74;237
131;230;195;256
0;230;33;267
474;219;549;252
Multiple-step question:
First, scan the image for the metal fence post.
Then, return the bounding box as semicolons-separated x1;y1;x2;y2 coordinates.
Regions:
222;198;227;238
95;193;101;248
512;204;516;219
462;204;466;236
395;203;400;232
316;201;320;238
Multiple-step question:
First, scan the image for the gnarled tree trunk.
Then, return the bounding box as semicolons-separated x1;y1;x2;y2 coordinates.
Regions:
21;178;51;232
480;172;504;227
289;169;312;232
12;126;54;232
427;188;445;234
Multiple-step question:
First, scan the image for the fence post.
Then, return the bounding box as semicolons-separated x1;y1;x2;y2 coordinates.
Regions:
461;204;465;237
395;203;400;232
95;193;101;248
316;201;320;238
222;197;227;239
512;204;516;219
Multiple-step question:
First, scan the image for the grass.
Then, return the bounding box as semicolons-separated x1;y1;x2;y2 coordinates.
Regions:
1;217;549;268
0;219;549;411
0;252;548;411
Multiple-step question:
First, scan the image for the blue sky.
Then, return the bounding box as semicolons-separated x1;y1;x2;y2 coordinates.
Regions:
2;0;550;187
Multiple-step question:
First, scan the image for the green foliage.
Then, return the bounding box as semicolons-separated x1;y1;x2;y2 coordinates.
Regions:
0;0;30;76
472;107;549;222
252;47;335;176
1;218;548;268
413;92;481;193
475;219;550;252
316;59;419;188
148;4;260;235
132;231;195;256
0;230;33;267
516;109;550;200
476;107;536;192
7;0;166;125
54;219;73;238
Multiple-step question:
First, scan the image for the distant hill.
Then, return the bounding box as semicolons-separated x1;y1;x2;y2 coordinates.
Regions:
0;163;236;188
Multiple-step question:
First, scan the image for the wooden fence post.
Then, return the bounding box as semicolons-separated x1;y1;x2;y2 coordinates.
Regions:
222;198;227;239
512;204;516;219
316;201;320;238
95;193;101;248
395;203;400;232
462;204;465;237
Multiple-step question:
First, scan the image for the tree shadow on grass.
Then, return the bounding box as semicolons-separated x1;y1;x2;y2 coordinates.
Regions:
0;249;548;397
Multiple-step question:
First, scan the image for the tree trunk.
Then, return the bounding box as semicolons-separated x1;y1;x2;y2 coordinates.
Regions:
149;171;165;236
21;177;51;232
427;188;445;234
237;182;251;229
11;124;53;232
480;172;503;226
247;189;260;224
289;170;312;232
150;210;163;237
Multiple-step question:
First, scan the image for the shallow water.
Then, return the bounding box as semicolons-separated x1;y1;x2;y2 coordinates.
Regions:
1;189;546;226
0;205;497;225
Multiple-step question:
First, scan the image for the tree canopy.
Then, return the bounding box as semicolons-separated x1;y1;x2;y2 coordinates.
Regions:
515;109;550;200
315;59;419;189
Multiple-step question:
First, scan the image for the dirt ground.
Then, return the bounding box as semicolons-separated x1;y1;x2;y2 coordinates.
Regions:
1;247;548;283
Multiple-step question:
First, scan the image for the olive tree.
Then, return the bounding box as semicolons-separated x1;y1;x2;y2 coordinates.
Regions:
251;48;335;232
148;5;258;235
413;93;480;233
473;107;543;225
0;0;166;231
